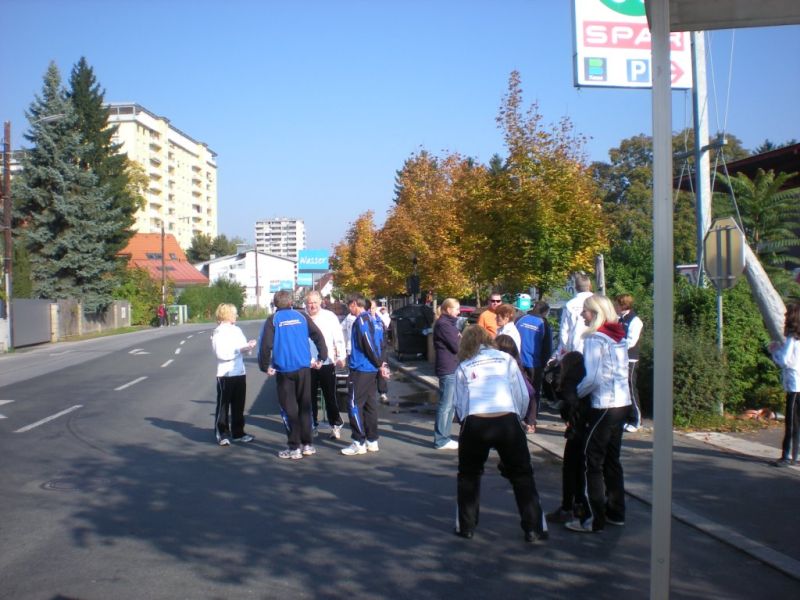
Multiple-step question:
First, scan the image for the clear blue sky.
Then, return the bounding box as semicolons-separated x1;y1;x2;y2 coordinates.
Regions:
3;0;798;250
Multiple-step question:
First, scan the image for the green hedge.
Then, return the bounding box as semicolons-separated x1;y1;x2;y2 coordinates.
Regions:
178;278;245;321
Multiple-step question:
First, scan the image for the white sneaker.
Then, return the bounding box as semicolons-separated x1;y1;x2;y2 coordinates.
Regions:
218;438;231;447
436;439;459;450
330;424;343;440
623;423;640;433
341;441;367;456
278;447;302;460
366;440;380;452
301;444;316;456
379;393;389;404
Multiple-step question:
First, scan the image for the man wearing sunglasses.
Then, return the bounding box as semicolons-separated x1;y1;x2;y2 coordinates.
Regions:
477;293;503;338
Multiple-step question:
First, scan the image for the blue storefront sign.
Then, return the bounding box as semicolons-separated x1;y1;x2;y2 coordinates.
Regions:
297;272;313;286
298;249;329;272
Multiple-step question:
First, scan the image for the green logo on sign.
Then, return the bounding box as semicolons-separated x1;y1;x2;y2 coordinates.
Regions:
599;0;646;17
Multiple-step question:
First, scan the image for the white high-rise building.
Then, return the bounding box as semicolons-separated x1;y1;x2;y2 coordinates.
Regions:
106;103;218;249
254;218;306;261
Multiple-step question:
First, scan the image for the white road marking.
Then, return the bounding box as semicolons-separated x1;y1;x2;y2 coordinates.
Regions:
161;359;173;368
187;335;193;339
180;340;186;345
14;405;83;433
0;399;14;419
114;376;148;391
174;348;181;355
129;348;150;355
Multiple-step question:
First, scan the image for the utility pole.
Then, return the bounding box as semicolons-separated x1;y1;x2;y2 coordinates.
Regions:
691;31;712;285
161;222;166;307
2;121;12;349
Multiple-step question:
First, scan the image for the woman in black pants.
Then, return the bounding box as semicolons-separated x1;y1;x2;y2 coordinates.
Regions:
566;294;631;533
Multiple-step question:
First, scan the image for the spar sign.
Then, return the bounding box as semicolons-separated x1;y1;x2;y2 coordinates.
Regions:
573;0;692;89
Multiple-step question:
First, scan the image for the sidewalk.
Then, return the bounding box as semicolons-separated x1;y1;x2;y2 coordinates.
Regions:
389;356;800;582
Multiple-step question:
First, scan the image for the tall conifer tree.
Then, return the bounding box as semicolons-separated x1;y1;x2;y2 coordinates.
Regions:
68;57;138;256
14;62;120;311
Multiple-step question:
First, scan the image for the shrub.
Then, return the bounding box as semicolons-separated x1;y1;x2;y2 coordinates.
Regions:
178;278;245;321
113;266;161;326
638;319;732;426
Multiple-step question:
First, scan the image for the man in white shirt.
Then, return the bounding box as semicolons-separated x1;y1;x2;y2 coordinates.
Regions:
555;272;594;358
306;291;347;439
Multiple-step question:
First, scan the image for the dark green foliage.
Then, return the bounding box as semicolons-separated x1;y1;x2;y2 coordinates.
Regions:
13;62;120;311
11;245;32;299
113;266;161;326
638;318;732;427
186;233;243;262
178;278;245;321
68;57;139;257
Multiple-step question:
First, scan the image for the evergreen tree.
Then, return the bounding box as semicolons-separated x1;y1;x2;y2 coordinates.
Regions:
68;57;140;256
13;62;121;311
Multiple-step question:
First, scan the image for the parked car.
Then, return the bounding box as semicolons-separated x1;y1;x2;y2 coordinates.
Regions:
390;304;434;360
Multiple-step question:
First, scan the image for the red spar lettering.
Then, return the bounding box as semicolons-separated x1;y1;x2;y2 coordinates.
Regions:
583;21;685;51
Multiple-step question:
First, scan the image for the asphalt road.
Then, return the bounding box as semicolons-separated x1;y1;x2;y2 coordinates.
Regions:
0;324;799;599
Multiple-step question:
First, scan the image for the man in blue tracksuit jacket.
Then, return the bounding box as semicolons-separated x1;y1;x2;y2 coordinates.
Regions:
258;289;328;459
341;294;388;456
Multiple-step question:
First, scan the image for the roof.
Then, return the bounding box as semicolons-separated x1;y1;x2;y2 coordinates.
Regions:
118;233;209;287
676;143;800;192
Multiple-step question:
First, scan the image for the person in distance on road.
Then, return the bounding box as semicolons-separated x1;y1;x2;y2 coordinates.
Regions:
433;298;462;450
566;294;630;534
211;303;257;446
453;325;548;543
258;290;328;460
341;294;389;456
614;294;644;433
476;292;502;338
768;303;800;467
305;290;347;440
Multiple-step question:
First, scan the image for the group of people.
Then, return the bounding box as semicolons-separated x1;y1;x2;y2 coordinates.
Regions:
429;274;644;540
209;276;644;542
211;291;392;460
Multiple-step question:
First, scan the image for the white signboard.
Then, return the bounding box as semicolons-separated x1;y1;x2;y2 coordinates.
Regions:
573;0;692;89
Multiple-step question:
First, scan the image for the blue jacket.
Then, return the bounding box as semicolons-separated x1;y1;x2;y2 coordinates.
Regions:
433;313;460;376
258;307;327;373
517;313;547;369
349;310;385;372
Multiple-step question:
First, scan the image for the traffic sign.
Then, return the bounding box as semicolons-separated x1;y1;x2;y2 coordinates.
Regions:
704;217;745;289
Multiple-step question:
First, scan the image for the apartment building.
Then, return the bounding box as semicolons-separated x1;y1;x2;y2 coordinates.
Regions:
106;103;218;249
254;218;306;261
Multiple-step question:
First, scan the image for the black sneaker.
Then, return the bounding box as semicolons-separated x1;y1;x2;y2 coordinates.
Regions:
774;458;792;468
546;507;574;523
524;530;549;543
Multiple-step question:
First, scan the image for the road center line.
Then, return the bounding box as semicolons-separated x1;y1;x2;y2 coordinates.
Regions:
161;359;173;368
180;340;186;345
114;376;148;391
14;405;83;433
174;348;181;355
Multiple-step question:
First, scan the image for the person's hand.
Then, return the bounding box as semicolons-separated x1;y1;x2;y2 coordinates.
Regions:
335;358;346;368
380;363;391;379
311;360;322;370
267;367;276;377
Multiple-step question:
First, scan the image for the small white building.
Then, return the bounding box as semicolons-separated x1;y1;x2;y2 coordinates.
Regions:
195;250;296;309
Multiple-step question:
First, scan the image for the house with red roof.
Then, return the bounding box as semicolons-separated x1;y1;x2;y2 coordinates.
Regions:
118;233;209;293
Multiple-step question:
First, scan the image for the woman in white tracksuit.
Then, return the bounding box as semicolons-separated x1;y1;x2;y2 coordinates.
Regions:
453;325;548;543
769;303;800;467
566;294;631;533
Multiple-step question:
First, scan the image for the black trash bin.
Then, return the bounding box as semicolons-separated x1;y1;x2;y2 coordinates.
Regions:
390;304;434;360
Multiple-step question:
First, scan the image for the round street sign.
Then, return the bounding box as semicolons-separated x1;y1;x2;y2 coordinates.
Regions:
703;217;745;289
